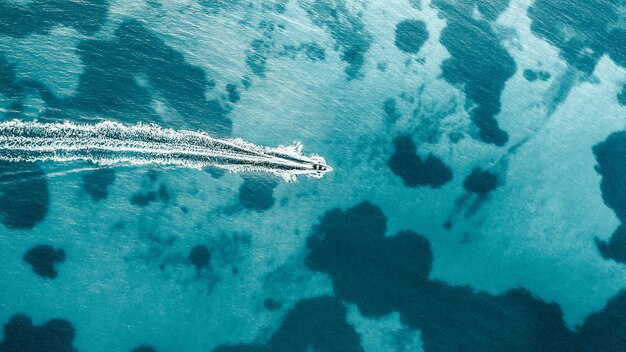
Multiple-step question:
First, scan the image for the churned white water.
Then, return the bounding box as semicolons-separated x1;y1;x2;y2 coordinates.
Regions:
0;120;330;181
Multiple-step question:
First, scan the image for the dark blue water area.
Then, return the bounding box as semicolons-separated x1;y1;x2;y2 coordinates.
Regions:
0;314;77;352
593;132;626;264
50;20;231;136
463;167;499;195
238;175;278;212
0;162;48;230
130;184;170;207
618;84;626;106
188;245;211;270
305;202;626;352
245;13;326;79
212;296;362;352
22;244;66;279
0;56;21;103
382;98;402;124
523;69;551;82
246;38;270;77
299;0;372;80
263;298;282;311
0;0;108;122
394;20;429;54
528;0;625;74
432;0;515;146
226;84;241;104
0;16;231;136
0;0;108;38
387;135;453;188
82;168;116;202
278;42;326;63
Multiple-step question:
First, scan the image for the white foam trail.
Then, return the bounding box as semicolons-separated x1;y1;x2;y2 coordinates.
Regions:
0;120;332;182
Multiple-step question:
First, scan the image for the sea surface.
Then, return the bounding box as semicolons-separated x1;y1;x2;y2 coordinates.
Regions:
0;0;625;351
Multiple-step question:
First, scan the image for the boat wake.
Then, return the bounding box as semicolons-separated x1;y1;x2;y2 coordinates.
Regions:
0;120;332;182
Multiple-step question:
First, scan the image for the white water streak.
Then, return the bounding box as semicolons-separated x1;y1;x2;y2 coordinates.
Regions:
0;120;332;181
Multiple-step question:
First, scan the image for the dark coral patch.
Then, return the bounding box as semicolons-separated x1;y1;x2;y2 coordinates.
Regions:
523;69;538;82
82;168;115;202
246;39;270;77
593;132;626;222
23;245;66;279
281;43;326;62
305;204;424;307
40;20;230;136
263;298;282;311
147;170;158;183
307;202;431;317
434;0;511;22
618;84;626;106
209;196;626;351
593;131;626;263
528;0;625;74
0;162;49;230
131;184;170;207
0;0;108;38
188;245;211;270
387;135;452;188
538;70;552;81
597;226;626;264
305;202;592;351
463;167;499;194
474;0;511;21
300;43;326;61
0;56;21;102
432;0;515;146
238;176;279;211
157;184;170;202
299;0;372;79
212;296;363;352
200;0;242;13
382;98;401;123
130;191;157;207
394;20;429;54
524;69;551;82
226;84;241;104
577;290;626;351
0;314;77;352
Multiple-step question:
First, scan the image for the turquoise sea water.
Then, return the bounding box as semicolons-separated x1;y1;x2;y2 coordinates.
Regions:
0;0;625;351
